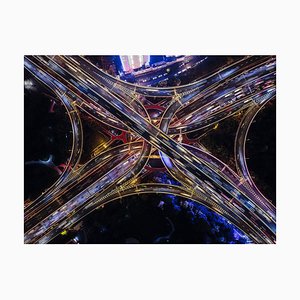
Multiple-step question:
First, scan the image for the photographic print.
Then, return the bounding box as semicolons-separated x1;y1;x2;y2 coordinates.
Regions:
24;55;276;244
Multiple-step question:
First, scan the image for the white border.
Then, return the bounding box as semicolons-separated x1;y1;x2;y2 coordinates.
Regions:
1;1;300;299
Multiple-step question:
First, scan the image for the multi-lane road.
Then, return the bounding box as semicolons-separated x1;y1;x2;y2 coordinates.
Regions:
24;55;276;244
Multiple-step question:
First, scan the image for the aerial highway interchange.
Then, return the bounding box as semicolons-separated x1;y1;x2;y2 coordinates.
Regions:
24;55;276;244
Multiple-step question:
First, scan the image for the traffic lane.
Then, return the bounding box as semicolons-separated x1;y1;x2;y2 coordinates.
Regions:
65;183;267;244
234;102;276;213
92;97;276;240
174;67;275;124
25;152;129;232
27;56;126;129
59;56;150;120
73;77;276;239
63;56;252;97
25;152;140;243
168;95;256;134
26;56;276;240
32;153;141;244
175;57;275;120
25;140;143;222
169;154;275;242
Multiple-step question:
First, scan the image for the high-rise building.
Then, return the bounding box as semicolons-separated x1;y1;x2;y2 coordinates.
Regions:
120;55;150;73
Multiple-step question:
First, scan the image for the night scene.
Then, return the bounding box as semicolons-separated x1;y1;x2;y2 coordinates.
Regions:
24;55;276;244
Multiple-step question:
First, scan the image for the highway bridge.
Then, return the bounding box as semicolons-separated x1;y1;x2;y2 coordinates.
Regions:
24;55;276;244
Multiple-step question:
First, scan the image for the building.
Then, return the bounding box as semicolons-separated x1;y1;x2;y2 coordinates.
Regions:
120;55;150;73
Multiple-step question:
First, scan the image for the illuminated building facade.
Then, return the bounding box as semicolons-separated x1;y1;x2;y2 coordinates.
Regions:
120;55;150;73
